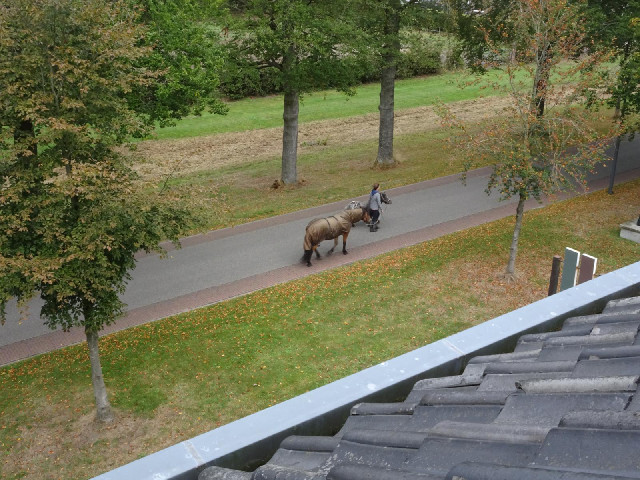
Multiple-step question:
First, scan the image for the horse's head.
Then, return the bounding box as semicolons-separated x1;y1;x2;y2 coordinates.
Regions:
380;191;392;204
345;207;370;224
360;207;371;224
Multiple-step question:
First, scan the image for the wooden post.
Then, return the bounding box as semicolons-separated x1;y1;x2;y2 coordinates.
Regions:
577;254;598;284
548;255;562;296
560;247;580;291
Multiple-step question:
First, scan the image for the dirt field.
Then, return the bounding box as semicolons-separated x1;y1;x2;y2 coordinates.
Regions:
133;96;509;180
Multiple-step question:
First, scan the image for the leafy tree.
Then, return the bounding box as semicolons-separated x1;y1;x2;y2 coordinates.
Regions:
132;0;228;127
224;0;363;185
446;0;514;71
0;0;192;422
584;0;640;193
439;0;610;279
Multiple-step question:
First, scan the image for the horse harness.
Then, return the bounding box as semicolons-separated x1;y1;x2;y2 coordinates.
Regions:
323;215;342;238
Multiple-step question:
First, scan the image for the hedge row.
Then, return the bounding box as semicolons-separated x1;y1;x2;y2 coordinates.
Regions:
219;32;462;100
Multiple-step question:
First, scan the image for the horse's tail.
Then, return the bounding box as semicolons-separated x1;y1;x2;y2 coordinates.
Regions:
303;229;315;252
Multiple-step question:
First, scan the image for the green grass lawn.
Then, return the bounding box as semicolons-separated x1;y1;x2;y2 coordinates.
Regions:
150;63;586;141
1;179;639;480
151;71;501;140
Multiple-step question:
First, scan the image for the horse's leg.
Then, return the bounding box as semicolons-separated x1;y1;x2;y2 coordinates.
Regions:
314;245;321;258
303;249;313;267
342;232;349;255
303;232;314;266
328;237;338;255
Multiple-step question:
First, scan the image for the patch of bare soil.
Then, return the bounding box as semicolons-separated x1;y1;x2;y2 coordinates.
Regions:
133;96;510;181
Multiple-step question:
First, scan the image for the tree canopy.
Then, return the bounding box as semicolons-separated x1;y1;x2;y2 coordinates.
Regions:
224;0;365;184
0;0;198;421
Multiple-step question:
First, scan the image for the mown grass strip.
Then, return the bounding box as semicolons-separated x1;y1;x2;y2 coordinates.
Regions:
151;71;503;140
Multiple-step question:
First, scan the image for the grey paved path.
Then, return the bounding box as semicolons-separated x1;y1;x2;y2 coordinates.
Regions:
1;138;638;366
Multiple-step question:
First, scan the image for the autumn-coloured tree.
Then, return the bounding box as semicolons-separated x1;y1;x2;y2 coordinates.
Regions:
440;0;610;279
0;0;189;422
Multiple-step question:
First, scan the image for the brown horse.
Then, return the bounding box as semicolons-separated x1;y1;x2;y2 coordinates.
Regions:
302;207;371;267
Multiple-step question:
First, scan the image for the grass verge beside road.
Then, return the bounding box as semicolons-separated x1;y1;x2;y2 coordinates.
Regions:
1;179;639;480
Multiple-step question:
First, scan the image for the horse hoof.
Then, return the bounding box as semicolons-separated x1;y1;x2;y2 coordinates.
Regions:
307;262;312;267
343;251;348;255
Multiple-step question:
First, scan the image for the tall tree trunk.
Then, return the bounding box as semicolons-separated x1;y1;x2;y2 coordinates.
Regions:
85;323;114;423
608;96;626;195
281;87;299;185
532;44;551;118
505;194;526;276
608;134;622;195
376;7;400;167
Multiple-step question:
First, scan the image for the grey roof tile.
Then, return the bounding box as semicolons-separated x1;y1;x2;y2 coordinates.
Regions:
559;411;640;430
514;341;546;353
571;357;640;377
349;402;415;416
591;321;640;336
327;464;441;480
536;345;585;362
341;429;426;449
406;405;502;431
406;437;539;475
564;312;640;328
420;390;510;405
494;393;630;426
476;373;566;392
279;436;340;453
516;376;639;394
603;296;640;313
265;449;332;473
428;420;550;443
404;385;479;405
483;361;576;375
337;414;411;436
578;345;640;360
409;374;483;392
320;439;418;472
467;350;540;364
542;332;637;347
444;462;640;480
519;325;594;342
252;464;326;480
625;383;640;412
198;467;252;480
531;428;640;474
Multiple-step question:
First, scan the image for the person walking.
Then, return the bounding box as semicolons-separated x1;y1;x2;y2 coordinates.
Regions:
369;183;382;232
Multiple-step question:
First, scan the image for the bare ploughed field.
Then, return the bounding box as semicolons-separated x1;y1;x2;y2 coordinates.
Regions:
133;96;508;180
